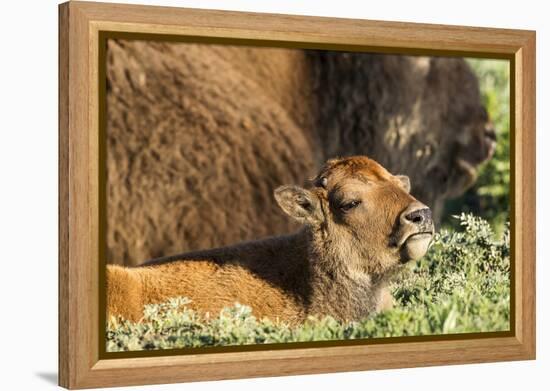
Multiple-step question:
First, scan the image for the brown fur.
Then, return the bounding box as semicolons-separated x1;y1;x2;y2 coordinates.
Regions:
106;40;494;266
107;156;434;324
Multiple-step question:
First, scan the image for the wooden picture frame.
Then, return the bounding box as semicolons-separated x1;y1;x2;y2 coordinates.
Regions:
58;1;536;389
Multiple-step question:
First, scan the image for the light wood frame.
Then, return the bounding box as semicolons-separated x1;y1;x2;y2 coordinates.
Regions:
59;1;536;389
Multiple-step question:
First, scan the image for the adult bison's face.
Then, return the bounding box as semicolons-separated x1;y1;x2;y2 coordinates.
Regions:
423;58;497;199
275;156;434;276
449;106;497;195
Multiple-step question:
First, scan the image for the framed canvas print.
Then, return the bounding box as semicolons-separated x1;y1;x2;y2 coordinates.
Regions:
58;1;536;389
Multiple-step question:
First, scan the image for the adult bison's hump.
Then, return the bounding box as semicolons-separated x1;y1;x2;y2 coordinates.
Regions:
106;40;317;265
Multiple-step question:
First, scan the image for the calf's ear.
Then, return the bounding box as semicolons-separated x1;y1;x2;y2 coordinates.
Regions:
396;175;411;193
274;186;323;225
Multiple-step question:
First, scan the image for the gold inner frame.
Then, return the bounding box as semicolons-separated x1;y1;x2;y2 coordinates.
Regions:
96;30;516;360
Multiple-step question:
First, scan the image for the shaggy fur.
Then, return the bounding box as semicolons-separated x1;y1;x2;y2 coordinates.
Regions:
310;52;496;213
107;156;434;324
106;40;494;266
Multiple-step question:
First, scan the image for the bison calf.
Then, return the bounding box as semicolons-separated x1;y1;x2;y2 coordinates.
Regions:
107;156;434;324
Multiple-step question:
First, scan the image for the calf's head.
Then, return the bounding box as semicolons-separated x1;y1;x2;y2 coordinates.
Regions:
275;156;434;275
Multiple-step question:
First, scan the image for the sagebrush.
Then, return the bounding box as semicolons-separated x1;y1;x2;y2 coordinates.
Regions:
106;214;510;351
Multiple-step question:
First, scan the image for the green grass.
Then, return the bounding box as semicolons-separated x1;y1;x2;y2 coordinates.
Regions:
106;214;510;352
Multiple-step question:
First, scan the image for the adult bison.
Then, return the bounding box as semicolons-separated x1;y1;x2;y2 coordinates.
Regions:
106;40;495;266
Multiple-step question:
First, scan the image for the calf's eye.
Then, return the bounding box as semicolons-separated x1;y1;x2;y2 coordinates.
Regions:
340;200;362;212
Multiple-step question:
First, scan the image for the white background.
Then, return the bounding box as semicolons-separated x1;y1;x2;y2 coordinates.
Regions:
0;0;546;389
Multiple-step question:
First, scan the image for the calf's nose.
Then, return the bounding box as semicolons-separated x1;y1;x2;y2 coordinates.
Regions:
405;208;432;226
400;202;433;230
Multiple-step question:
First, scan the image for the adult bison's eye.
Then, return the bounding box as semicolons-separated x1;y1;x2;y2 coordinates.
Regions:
340;200;362;212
